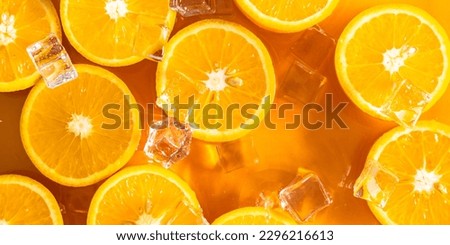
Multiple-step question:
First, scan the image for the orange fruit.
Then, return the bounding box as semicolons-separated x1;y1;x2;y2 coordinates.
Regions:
156;19;276;142
87;165;205;225
20;64;141;187
234;0;340;33
60;0;176;66
0;0;61;92
212;207;297;225
355;121;450;224
0;174;63;225
335;4;450;125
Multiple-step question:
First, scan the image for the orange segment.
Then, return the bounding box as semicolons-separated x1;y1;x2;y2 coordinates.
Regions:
0;174;63;225
20;64;141;187
356;121;450;224
234;0;340;33
87;165;205;225
335;4;450;124
0;0;61;92
212;207;297;225
60;0;176;67
156;19;276;142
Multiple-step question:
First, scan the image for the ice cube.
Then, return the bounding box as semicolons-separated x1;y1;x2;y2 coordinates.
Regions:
353;160;400;208
144;117;192;168
380;80;431;127
216;136;260;173
291;26;336;70
256;191;281;209
279;60;327;104
279;169;333;222
170;0;216;17
26;33;78;89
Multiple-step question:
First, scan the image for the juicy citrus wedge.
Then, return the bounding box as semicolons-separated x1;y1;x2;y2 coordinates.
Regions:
60;0;176;67
0;174;63;225
355;121;450;224
336;4;450;124
234;0;339;33
0;0;61;92
87;165;205;225
156;19;276;142
212;207;297;225
20;64;141;187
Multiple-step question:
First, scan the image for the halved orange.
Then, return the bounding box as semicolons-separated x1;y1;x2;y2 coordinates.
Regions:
355;121;450;224
20;64;141;187
156;19;276;142
60;0;176;66
0;0;61;92
0;174;63;225
87;165;205;225
336;4;450;125
234;0;340;33
212;207;296;225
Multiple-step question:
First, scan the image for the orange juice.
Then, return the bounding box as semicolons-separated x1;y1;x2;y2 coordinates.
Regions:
1;0;450;224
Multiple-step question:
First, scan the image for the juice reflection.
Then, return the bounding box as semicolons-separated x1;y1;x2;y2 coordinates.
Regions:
1;0;449;224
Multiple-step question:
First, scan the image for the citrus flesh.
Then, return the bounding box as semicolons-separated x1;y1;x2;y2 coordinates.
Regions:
87;165;205;225
20;64;141;187
234;0;340;33
60;0;176;66
212;207;297;225
0;0;61;92
0;174;63;225
156;19;276;142
335;4;450;124
356;121;450;224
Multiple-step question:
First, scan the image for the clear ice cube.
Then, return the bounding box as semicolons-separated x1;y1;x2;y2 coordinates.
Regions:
291;26;336;70
380;80;432;127
170;0;216;17
26;33;78;89
144;117;192;168
279;169;333;222
353;160;400;208
216;136;260;173
279;61;327;104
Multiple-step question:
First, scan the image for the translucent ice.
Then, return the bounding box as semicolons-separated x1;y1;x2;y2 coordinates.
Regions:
353;160;400;208
26;33;77;89
279;169;333;222
380;80;431;127
216;136;260;173
144;117;192;168
279;61;327;104
291;26;336;70
170;0;216;17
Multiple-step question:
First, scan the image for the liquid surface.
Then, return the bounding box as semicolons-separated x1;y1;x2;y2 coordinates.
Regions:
1;0;450;224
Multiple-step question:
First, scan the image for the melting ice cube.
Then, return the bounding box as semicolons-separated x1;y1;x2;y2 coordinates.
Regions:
380;80;432;127
216;136;260;173
279;169;333;222
279;61;327;104
170;0;216;17
353;160;400;208
26;33;77;89
144;117;192;168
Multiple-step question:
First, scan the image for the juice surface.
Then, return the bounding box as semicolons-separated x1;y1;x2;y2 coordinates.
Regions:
1;0;450;224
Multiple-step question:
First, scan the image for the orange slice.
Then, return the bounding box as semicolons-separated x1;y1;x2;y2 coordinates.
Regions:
212;207;297;225
87;165;205;225
60;0;176;66
0;174;63;225
20;64;141;187
234;0;340;33
156;19;276;142
0;0;61;92
355;121;450;224
335;4;450;125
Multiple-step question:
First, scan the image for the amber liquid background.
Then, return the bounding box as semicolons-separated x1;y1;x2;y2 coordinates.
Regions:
1;0;450;224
